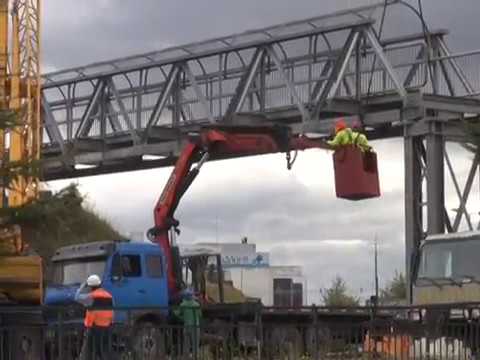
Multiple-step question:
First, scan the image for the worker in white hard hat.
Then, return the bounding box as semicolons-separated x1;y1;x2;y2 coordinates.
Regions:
75;274;114;360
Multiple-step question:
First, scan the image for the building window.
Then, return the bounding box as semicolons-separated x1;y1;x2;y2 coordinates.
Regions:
146;255;163;278
121;255;142;277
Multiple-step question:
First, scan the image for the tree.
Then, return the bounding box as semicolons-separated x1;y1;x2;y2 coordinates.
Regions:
0;109;123;261
19;184;124;257
15;183;124;281
320;275;360;307
380;271;407;303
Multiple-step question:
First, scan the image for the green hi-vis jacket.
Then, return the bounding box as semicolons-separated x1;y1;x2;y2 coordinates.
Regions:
174;299;202;327
327;128;370;152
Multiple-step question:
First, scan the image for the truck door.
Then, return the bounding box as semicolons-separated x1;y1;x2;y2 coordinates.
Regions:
140;251;169;307
107;251;147;308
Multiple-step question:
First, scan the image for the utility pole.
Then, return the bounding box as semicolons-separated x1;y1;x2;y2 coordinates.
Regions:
374;234;379;300
215;214;219;244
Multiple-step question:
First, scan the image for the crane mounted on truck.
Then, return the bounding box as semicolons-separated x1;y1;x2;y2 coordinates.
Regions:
147;124;330;299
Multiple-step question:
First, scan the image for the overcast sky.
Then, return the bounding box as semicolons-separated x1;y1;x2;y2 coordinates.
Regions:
45;0;480;303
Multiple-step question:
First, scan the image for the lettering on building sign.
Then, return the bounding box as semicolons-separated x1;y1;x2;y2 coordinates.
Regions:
222;252;269;268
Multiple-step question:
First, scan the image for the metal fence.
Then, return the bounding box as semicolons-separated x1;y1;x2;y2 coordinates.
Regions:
3;304;480;359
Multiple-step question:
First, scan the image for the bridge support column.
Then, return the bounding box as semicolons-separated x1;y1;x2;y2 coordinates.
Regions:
404;119;445;303
404;132;423;303
426;121;445;235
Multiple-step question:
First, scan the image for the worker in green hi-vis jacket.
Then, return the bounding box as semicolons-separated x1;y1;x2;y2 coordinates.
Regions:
174;288;202;358
328;118;371;152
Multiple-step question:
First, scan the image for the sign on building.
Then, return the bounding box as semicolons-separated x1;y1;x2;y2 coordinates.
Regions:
222;251;270;268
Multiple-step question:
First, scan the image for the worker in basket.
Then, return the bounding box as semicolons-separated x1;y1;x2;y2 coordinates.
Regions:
174;288;202;359
75;274;114;360
327;118;371;152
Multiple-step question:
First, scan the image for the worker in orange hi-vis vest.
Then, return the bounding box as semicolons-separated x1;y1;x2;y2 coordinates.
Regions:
75;274;114;360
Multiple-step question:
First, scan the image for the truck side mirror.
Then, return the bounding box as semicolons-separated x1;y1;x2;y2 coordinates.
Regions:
111;253;123;282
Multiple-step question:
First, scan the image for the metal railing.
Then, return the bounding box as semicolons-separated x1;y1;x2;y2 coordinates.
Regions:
2;303;480;359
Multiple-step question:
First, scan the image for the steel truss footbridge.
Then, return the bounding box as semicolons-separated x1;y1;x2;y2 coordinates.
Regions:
40;2;480;295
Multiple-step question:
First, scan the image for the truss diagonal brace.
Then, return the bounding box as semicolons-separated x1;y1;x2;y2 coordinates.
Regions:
438;39;474;95
364;28;407;100
182;63;215;123
266;45;310;123
452;152;479;231
75;79;107;138
42;94;65;154
445;149;473;231
224;48;265;122
143;66;180;143
313;30;359;118
310;59;333;103
438;58;456;96
403;46;426;87
107;103;123;133
107;78;140;144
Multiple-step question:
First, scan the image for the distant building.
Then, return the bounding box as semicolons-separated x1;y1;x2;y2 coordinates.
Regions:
198;241;305;307
200;242;270;268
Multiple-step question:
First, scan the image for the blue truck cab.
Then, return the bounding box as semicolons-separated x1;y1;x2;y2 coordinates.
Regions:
45;240;169;320
43;240;181;357
43;241;237;357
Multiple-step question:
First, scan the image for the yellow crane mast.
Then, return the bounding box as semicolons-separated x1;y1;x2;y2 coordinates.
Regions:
9;0;41;206
0;0;42;304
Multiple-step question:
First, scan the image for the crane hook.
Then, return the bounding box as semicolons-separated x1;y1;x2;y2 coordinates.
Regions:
286;151;292;170
286;150;298;170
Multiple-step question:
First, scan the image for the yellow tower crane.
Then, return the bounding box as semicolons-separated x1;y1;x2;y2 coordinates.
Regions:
0;0;42;305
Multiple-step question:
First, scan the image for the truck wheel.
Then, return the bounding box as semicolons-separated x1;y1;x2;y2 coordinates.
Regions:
132;321;166;360
9;327;44;360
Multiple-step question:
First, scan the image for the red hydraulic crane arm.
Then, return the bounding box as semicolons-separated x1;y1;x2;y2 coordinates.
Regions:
148;126;330;296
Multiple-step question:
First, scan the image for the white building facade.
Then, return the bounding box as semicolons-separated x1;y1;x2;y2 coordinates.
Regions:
199;242;305;306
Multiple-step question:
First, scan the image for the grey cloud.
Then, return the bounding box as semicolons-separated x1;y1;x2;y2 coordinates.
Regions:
178;183;404;243
44;0;342;69
42;0;480;71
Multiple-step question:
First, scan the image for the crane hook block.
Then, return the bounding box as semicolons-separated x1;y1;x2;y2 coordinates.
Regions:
333;145;380;200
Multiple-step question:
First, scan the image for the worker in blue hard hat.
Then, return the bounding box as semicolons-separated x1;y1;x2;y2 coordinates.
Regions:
174;287;202;358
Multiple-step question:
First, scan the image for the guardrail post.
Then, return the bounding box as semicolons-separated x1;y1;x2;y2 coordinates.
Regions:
58;309;63;360
256;303;263;360
313;305;319;360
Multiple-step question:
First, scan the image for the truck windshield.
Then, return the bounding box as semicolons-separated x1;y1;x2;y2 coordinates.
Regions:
52;259;107;285
417;239;480;281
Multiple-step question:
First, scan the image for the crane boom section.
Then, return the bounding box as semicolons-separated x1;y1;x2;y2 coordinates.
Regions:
151;126;329;295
